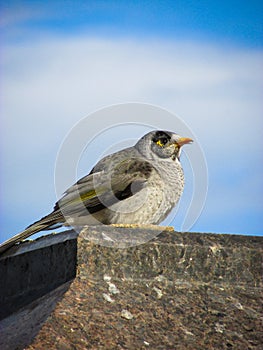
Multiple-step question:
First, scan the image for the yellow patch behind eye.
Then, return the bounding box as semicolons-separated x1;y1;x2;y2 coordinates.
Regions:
156;140;164;147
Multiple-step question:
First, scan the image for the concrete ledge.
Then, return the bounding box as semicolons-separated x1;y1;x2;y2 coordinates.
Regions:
0;227;262;349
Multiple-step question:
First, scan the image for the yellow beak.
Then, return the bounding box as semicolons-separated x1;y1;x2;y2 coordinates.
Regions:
176;137;193;146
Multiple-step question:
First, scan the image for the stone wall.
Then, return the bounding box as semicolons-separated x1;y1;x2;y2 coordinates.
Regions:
0;227;262;349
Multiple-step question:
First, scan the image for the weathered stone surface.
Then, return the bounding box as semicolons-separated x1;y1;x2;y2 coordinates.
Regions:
26;227;262;350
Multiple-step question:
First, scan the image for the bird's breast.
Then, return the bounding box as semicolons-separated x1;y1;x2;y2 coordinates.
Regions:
109;160;184;225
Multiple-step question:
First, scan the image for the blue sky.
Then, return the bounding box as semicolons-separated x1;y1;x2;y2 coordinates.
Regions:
2;1;263;46
1;0;262;242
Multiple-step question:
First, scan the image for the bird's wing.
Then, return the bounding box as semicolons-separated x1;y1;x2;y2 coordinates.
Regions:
55;157;155;215
0;158;155;254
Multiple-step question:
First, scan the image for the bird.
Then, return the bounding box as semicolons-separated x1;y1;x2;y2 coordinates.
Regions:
0;130;192;253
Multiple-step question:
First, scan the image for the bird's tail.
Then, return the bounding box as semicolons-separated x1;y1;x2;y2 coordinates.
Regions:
0;210;64;254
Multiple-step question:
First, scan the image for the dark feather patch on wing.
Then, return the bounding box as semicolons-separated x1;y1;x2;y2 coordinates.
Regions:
54;158;154;217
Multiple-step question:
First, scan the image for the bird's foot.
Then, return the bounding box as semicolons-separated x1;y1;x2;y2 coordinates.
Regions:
110;223;174;231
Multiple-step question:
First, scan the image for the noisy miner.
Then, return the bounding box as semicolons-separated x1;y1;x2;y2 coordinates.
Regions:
0;130;192;253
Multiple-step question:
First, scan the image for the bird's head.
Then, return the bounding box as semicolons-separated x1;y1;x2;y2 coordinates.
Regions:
136;130;193;160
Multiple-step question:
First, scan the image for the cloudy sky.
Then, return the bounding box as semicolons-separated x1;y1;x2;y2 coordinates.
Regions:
1;0;262;242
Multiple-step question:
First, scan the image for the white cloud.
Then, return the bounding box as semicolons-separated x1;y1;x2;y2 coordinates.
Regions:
3;36;262;140
1;34;263;239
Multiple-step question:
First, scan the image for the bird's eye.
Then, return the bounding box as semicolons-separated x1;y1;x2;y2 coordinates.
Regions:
156;138;168;147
